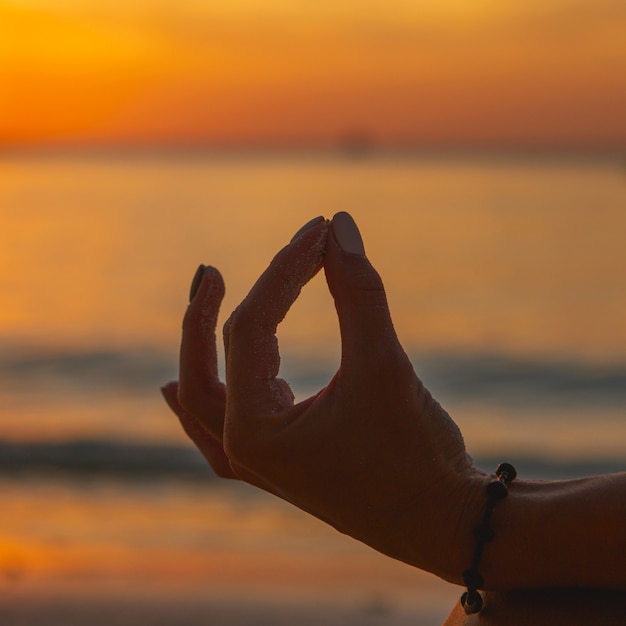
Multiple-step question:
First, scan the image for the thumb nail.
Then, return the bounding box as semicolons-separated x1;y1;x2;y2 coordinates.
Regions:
332;212;365;256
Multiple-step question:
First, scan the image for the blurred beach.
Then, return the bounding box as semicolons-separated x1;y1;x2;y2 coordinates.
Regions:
1;151;625;624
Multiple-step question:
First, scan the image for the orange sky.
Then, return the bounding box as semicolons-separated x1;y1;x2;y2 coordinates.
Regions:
1;0;625;149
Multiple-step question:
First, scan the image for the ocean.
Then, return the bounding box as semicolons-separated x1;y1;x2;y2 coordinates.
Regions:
1;151;625;624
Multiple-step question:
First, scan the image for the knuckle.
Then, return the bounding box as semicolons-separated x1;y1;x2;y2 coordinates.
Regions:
177;384;199;415
223;424;269;470
347;266;387;301
178;382;224;422
222;429;252;466
224;305;252;334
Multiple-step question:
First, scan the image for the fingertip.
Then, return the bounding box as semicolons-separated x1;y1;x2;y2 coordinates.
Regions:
203;265;225;288
161;381;179;409
188;264;225;305
288;215;328;261
201;265;226;302
325;212;374;292
330;212;365;256
290;215;326;243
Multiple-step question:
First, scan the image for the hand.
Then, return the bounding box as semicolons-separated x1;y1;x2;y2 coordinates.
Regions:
163;212;485;583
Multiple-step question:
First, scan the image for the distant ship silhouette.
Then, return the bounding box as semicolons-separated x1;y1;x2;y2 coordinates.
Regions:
335;130;377;157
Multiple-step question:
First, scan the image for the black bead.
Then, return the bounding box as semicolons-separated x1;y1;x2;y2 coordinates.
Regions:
486;479;509;500
496;462;517;483
461;590;483;614
459;463;518;618
462;569;484;590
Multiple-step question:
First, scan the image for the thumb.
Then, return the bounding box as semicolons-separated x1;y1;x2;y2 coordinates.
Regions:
324;212;403;366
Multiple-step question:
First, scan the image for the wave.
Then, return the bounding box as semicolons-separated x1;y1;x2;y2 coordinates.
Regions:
0;345;177;395
2;344;626;410
413;352;626;409
285;351;626;410
0;439;622;481
0;439;213;480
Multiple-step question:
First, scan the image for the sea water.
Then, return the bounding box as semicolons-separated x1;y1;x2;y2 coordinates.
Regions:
1;151;625;622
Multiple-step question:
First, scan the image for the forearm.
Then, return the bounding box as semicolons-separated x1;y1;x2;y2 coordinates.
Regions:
444;589;626;625
468;472;626;591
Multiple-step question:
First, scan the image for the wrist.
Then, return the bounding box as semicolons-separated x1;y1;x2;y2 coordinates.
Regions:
389;468;626;592
383;460;490;585
445;466;497;587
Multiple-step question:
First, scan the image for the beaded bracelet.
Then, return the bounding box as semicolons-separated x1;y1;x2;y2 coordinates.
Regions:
460;462;517;615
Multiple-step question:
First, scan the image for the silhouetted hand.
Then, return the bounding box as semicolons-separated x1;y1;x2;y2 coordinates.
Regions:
163;213;485;582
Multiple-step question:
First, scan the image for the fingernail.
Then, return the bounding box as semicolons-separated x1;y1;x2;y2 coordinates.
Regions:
290;216;325;243
189;264;206;302
332;212;365;255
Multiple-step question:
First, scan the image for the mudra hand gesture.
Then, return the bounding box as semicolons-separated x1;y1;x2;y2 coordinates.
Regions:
162;212;626;617
162;212;480;583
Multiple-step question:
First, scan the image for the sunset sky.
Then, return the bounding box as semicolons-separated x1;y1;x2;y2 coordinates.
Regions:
1;0;625;149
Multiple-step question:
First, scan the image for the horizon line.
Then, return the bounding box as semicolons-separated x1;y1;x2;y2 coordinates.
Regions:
1;139;625;161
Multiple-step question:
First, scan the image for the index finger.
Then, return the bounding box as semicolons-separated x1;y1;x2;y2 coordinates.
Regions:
224;217;327;419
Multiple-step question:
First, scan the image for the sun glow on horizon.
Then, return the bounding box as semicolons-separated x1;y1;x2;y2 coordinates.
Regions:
1;0;625;148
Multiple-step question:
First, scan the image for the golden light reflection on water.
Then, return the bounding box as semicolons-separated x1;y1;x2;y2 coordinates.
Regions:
2;155;625;357
0;154;624;619
1;153;625;453
0;478;457;611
